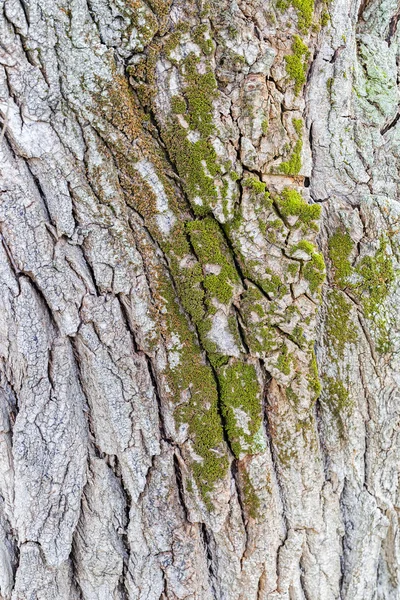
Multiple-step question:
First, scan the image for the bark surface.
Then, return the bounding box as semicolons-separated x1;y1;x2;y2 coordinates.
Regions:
0;0;399;598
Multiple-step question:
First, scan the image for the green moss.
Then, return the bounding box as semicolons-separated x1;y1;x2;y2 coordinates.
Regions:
355;238;395;319
154;268;229;507
193;24;214;55
279;139;303;175
321;10;330;26
290;240;315;255
171;95;187;113
328;229;353;287
308;350;321;400
293;118;303;135
147;0;171;18
244;176;268;195
186;217;240;306
287;262;299;277
277;0;314;30
261;269;289;298
163;224;205;326
290;324;306;347
163;52;221;215
164;29;184;57
284;36;310;95
164;132;219;216
258;219;267;236
184;64;218;137
286;385;299;406
355;238;395;351
279;117;304;175
262;119;269;134
276;188;321;225
177;263;205;321
276;343;292;375
239;286;281;355
328;232;394;352
303;251;326;293
219;361;264;458
325;289;358;359
291;0;314;30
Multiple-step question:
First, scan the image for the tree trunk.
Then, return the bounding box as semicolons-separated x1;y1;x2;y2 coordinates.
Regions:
0;0;399;598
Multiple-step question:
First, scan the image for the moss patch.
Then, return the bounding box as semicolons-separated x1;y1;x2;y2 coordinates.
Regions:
148;261;229;507
276;188;321;225
279;139;302;175
240;286;280;355
308;350;321;400
186;217;240;305
355;238;395;319
328;229;353;287
219;361;264;458
277;0;315;31
279;118;304;175
284;36;310;95
328;230;395;352
325;289;358;359
162;46;223;215
276;343;292;376
303;251;326;293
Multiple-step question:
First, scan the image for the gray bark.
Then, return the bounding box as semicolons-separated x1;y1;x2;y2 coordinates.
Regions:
0;0;399;598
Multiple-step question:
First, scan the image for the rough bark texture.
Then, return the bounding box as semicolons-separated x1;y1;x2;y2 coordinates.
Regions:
0;0;399;598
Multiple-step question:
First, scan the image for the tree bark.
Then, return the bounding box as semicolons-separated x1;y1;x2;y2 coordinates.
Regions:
0;0;399;598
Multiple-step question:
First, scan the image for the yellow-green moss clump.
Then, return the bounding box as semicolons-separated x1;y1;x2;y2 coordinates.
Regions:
276;343;292;375
279;118;304;175
303;252;326;293
275;188;321;226
163;40;223;216
219;361;264;458
129;250;229;509
328;228;353;287
243;176;270;197
166;217;242;368
284;36;310;95
279;140;302;175
186;217;240;306
290;239;325;293
277;0;315;31
159;275;228;499
165;223;206;325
